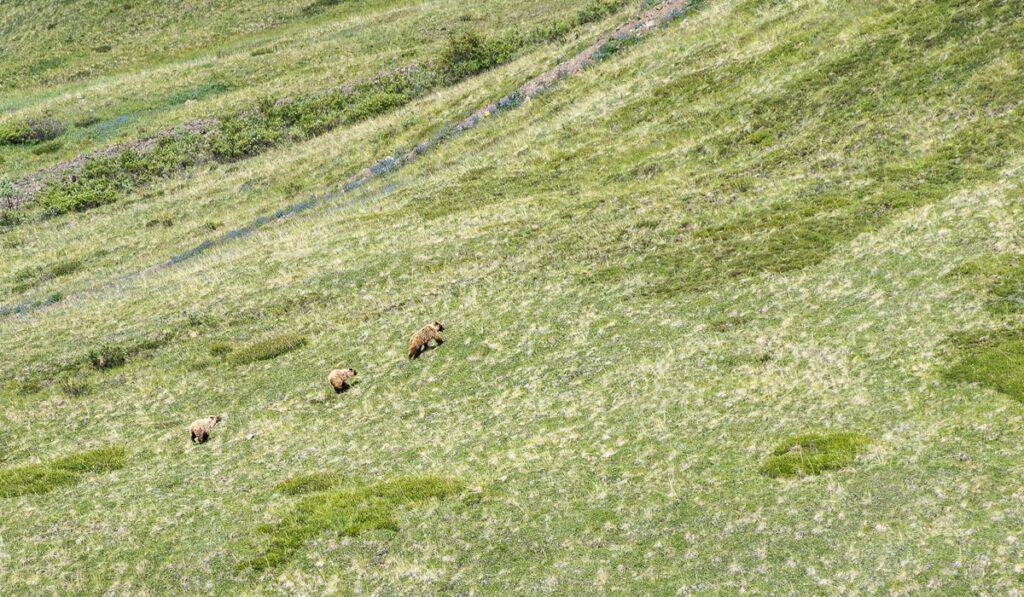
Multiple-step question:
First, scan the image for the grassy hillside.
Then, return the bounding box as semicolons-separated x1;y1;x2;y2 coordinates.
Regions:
2;0;1024;592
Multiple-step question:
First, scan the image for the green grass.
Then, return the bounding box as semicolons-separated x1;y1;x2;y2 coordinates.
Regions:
87;345;128;370
0;446;126;498
946;337;1024;403
10;258;83;294
275;471;346;495
0;466;80;498
244;475;463;571
1;0;1024;592
50;446;127;473
19;1;625;218
227;332;308;365
760;432;871;478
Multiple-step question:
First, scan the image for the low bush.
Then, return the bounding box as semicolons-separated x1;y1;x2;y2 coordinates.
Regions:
88;345;128;370
437;32;517;84
0;118;65;146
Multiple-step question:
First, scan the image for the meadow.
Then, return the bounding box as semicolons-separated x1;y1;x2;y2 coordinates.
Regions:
2;0;1024;592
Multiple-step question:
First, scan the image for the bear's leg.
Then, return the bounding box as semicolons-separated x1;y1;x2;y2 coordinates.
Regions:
200;431;208;443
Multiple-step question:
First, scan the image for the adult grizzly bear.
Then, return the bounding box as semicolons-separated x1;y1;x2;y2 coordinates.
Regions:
327;368;357;393
408;321;445;359
189;415;222;444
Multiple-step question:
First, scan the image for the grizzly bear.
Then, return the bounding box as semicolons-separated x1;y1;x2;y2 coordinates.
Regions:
408;321;445;359
189;415;222;444
327;368;357;393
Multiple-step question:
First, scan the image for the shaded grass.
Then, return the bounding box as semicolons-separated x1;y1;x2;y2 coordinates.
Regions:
227;332;307;365
242;475;463;572
0;446;127;498
761;432;870;478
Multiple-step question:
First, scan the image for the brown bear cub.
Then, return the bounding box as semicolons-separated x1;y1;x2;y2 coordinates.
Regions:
327;368;357;393
189;415;222;444
408;321;445;359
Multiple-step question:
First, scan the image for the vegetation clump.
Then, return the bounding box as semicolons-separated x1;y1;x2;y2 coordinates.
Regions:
275;471;345;496
0;117;65;146
761;432;870;478
946;330;1024;403
88;344;128;370
0;446;127;498
242;475;463;571
10;258;83;294
227;332;307;365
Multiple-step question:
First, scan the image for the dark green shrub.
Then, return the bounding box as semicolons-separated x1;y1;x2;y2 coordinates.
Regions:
210;107;284;159
227;333;307;365
37;179;120;217
0;121;31;145
88;345;128;370
437;32;517;84
0;118;62;145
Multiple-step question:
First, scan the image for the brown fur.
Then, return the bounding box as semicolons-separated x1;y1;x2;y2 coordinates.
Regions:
407;321;445;359
189;415;222;444
327;368;357;393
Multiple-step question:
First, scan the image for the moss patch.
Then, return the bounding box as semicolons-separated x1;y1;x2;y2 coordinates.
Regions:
761;432;870;478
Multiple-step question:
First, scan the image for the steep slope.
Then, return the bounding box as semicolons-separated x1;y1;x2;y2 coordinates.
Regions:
2;0;1024;593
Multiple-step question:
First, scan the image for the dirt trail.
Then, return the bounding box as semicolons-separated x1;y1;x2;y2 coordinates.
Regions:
1;0;691;318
